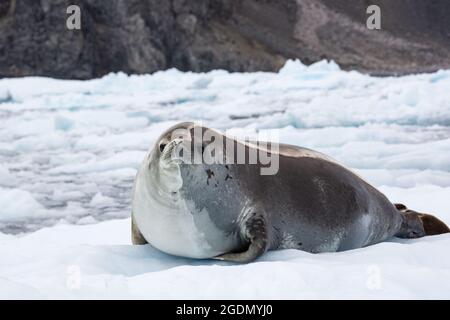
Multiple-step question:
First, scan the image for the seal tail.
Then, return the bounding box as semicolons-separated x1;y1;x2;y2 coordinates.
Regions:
394;203;450;238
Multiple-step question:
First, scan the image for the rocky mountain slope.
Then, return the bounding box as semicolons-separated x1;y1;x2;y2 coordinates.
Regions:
1;0;449;79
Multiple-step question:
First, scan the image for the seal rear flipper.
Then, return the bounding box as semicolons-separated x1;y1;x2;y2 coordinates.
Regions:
418;213;450;236
213;212;269;263
394;204;450;238
131;213;148;245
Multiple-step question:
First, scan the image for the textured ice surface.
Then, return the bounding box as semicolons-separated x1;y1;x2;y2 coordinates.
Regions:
0;60;449;298
1;218;449;299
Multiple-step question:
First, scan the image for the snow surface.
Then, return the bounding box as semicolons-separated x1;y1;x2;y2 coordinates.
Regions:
0;60;449;299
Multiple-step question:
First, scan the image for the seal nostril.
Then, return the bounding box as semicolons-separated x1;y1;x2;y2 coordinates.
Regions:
159;143;166;152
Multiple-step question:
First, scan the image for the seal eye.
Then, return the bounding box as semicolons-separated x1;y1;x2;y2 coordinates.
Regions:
159;143;166;152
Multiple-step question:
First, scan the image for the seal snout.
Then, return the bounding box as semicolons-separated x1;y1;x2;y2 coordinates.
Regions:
160;138;186;166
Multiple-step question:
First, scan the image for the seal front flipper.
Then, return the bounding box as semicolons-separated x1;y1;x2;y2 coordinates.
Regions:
131;213;148;245
214;212;269;263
